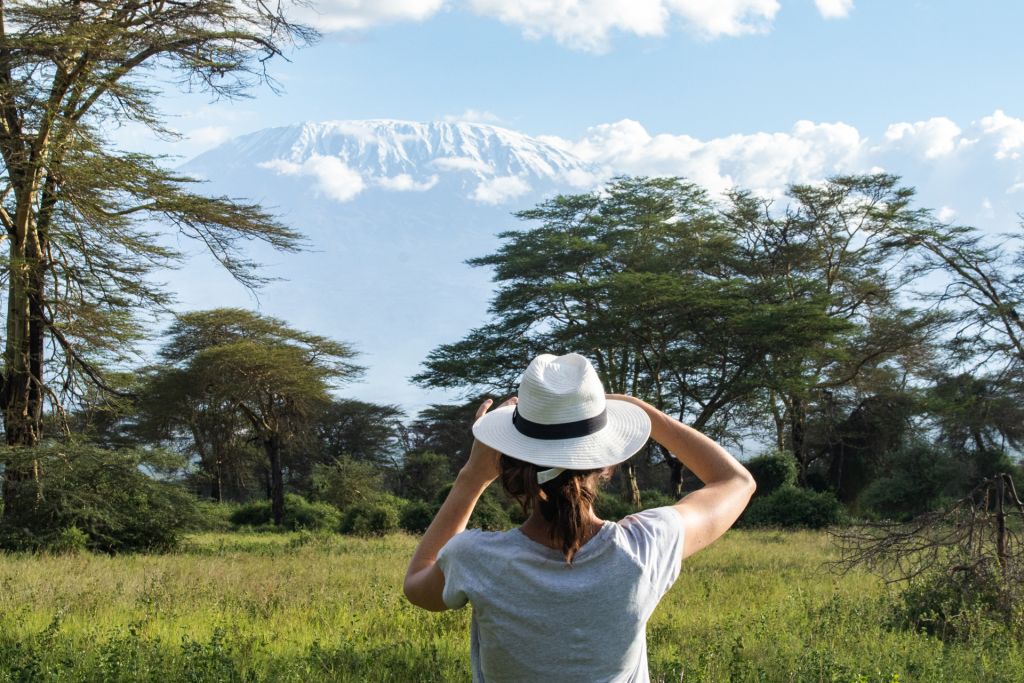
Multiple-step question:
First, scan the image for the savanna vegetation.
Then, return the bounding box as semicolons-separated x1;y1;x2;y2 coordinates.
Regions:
0;1;1022;681
1;530;1021;683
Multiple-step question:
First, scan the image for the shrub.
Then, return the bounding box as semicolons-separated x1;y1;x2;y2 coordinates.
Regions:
858;442;961;520
402;451;452;502
469;495;512;531
191;501;238;532
228;494;341;531
891;562;1023;641
310;458;386;510
639;489;677;509
739;484;844;529
340;499;401;536
745;450;798;496
400;500;437;533
594;491;635;521
48;526;89;555
0;441;199;553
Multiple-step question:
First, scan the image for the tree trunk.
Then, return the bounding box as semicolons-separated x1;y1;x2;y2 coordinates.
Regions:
621;459;641;508
212;454;223;503
789;394;808;485
1;222;46;520
657;444;684;498
266;435;285;525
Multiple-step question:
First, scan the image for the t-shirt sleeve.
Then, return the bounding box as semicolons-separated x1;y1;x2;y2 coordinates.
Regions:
435;531;475;610
619;506;686;598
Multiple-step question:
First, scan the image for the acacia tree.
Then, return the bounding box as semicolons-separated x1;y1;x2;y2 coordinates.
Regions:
416;177;844;503
722;174;945;485
0;2;315;516
153;308;362;524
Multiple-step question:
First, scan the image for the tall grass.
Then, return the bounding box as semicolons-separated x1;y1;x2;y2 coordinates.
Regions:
0;529;1018;681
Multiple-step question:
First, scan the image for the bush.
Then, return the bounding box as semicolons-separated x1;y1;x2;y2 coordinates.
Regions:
469;495;512;531
340;498;401;536
891;562;1023;641
858;442;961;520
403;451;452;502
594;491;636;521
400;500;437;533
48;526;89;555
745;450;798;496
0;441;199;553
740;484;844;529
639;489;677;509
310;458;386;510
191;501;238;532
228;494;341;531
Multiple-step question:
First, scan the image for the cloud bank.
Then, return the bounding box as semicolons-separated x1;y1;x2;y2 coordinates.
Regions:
298;0;848;51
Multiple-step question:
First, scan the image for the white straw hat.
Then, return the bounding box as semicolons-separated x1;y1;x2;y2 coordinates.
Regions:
472;353;651;480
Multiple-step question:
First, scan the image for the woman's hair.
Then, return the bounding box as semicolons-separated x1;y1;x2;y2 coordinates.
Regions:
499;454;612;565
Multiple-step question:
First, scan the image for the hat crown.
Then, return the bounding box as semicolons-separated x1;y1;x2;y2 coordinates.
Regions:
517;353;606;425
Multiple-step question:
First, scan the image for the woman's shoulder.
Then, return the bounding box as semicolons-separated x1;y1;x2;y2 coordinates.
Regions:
612;506;686;561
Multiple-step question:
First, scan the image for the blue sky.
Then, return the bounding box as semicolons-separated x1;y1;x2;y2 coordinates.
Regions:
134;0;1024;157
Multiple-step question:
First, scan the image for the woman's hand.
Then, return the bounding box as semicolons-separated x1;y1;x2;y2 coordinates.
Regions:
460;396;517;485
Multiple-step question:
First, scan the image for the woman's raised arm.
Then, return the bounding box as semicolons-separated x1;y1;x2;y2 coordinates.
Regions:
608;394;756;560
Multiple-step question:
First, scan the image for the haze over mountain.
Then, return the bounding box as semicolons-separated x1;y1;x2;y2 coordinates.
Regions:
172;120;598;412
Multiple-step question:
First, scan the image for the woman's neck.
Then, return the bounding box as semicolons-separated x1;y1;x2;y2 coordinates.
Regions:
519;507;606;549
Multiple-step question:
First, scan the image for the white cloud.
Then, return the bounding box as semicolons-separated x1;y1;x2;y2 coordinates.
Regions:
376;173;440;191
443;109;503;124
471;175;531;203
259;154;365;202
814;0;853;19
293;0;444;31
666;0;780;38
433;156;493;173
185;125;233;149
554;118;866;198
979;109;1024;160
883;117;966;159
937;205;956;222
465;0;778;52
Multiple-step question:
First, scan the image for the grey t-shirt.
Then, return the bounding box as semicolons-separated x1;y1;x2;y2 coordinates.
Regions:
436;506;686;683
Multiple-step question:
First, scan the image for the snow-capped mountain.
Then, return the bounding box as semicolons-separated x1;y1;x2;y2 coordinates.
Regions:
184;119;597;206
171;120;598;412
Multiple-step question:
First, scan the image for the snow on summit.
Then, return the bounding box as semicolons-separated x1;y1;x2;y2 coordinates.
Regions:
184;119;597;205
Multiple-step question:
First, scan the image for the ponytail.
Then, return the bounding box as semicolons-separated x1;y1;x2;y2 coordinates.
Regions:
499;454;608;565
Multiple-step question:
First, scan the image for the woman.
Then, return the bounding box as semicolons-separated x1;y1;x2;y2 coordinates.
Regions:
403;353;756;682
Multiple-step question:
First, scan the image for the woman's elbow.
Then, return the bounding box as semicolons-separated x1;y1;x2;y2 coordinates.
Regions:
403;577;447;612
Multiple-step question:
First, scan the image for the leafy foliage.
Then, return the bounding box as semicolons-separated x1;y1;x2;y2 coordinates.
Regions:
745;450;799;497
228;494;340;532
0;441;198;553
740;485;844;529
339;499;401;537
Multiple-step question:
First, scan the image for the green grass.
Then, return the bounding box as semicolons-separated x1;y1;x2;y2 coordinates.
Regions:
0;529;1018;682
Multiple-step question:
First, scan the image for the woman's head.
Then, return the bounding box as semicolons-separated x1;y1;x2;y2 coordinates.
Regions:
471;353;652;472
499;454;614;565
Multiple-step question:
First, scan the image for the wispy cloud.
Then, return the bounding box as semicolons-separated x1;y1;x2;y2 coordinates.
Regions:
472;175;531;204
259;155;366;202
442;109;504;125
292;0;445;31
814;0;854;19
376;173;440;191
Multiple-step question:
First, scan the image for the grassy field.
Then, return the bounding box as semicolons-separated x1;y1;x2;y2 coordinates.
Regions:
0;528;1019;682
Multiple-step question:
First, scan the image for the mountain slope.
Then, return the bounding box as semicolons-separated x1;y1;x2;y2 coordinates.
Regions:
170;120;596;411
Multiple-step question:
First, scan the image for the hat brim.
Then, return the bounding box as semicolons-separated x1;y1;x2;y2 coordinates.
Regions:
472;398;652;470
